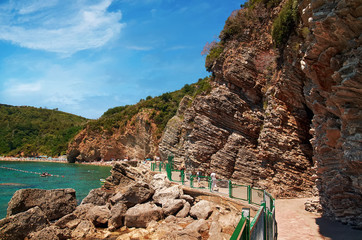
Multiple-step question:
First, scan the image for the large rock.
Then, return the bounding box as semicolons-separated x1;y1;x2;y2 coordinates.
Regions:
190;200;213;220
162;199;184;216
116;182;154;208
124;202;163;228
109;202;128;230
152;185;183;205
55;203;94;229
150;173;171;191
176;201;191;218
81;188;112;206
0;206;49;240
86;205;111;227
71;220;95;239
177;219;209;240
27;226;71;240
6;188;77;220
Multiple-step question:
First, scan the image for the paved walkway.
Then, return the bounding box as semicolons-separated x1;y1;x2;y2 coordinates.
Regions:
276;198;362;240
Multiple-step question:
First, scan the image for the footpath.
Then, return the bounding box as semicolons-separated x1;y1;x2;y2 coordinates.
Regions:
276;198;361;240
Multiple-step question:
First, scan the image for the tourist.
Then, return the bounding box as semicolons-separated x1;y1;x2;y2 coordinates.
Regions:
210;172;217;191
196;170;201;186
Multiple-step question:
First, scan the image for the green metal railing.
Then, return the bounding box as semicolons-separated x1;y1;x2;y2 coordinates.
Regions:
190;175;211;190
150;159;277;239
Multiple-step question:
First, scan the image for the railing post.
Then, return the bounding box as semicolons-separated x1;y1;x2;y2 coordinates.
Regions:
228;180;232;198
248;185;251;204
181;170;184;185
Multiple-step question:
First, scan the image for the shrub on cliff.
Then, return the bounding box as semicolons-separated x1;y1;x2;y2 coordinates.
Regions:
272;0;299;48
204;42;224;72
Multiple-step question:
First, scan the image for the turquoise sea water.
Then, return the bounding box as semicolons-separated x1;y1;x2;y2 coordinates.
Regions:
0;161;111;219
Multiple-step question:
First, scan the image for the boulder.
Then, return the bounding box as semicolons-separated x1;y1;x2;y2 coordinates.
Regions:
176;219;209;240
190;200;213;220
104;162;147;189
27;226;71;240
119;182;154;207
162;199;184;216
86;205;111;227
6;188;77;221
55;213;81;230
0;206;49;240
108;202;127;230
150;173;171;191
176;201;191;218
185;218;209;233
81;188;112;206
124;202;163;228
180;194;194;204
71;220;95;239
55;203;94;229
153;185;183;205
208;221;230;240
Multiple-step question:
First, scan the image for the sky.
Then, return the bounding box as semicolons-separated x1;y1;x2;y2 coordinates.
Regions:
0;0;244;119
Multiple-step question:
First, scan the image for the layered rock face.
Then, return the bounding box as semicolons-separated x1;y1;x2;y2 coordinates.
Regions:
160;0;361;228
67;110;160;162
300;0;362;228
160;3;314;198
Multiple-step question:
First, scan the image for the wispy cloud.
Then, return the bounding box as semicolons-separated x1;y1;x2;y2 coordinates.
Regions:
127;45;153;51
0;0;124;55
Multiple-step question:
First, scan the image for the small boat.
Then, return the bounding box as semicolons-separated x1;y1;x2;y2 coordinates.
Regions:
100;178;106;183
40;172;51;177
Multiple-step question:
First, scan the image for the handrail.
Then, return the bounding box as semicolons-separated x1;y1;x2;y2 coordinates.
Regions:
150;160;277;240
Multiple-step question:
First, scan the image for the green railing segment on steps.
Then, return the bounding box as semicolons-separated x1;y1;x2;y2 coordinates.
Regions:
150;159;277;240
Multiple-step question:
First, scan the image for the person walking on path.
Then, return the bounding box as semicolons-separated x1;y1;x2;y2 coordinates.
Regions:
196;170;201;187
210;172;217;191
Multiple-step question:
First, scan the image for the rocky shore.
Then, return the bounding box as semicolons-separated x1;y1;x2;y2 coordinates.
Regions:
0;162;243;240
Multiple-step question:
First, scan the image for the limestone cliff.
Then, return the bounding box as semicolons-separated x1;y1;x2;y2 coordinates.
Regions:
300;0;362;227
68;110;160;162
160;0;361;228
160;1;315;198
67;79;211;162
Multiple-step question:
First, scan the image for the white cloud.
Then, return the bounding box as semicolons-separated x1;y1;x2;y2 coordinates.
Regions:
127;45;153;51
0;0;124;55
2;59;110;107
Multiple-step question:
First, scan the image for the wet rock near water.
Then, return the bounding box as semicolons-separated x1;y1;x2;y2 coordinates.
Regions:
0;162;240;239
0;206;49;240
6;188;77;221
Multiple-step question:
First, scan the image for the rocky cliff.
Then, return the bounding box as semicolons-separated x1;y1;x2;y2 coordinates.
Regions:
300;0;362;228
68;109;159;162
160;0;361;228
160;1;315;198
67;78;212;162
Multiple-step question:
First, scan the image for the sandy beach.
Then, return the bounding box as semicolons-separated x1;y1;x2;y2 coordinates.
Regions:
0;157;114;166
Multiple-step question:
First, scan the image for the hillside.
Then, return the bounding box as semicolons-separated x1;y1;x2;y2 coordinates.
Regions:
66;77;212;162
0;104;87;157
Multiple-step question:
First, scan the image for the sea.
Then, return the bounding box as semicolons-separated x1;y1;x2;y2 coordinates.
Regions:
0;160;111;219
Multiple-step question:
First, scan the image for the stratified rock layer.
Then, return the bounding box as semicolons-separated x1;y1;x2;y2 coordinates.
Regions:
160;0;362;228
67;110;160;162
160;3;314;198
300;0;362;228
7;188;77;221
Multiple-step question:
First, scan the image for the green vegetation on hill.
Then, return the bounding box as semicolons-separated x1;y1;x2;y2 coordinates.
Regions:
87;77;212;137
0;105;87;157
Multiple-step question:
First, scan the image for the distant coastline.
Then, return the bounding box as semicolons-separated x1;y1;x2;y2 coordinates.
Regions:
0;157;113;167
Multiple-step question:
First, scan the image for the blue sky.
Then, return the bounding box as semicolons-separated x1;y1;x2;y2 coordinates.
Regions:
0;0;244;119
